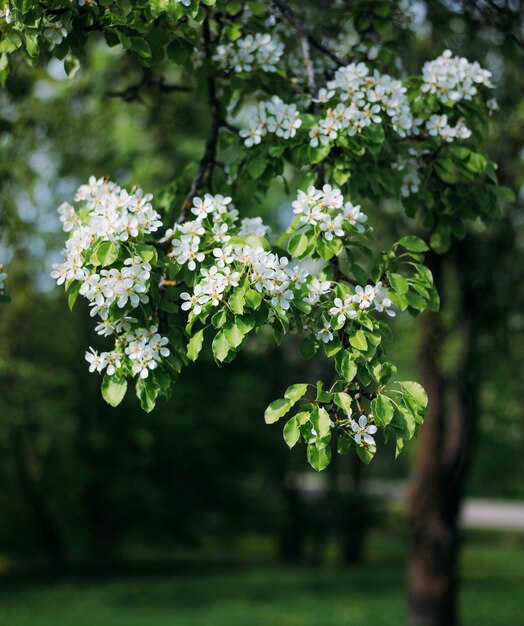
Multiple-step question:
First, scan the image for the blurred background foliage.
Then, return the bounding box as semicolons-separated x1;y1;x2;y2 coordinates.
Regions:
0;1;523;624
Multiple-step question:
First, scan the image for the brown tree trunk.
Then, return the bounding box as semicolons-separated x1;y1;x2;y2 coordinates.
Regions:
407;251;474;626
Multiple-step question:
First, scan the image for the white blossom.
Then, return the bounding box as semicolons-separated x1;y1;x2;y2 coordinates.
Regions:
240;96;302;147
213;33;284;74
316;320;334;343
309;63;415;146
425;114;471;142
329;296;357;325
421;49;492;105
352;415;378;447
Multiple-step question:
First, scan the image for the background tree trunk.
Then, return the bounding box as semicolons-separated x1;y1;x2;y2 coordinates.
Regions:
407;250;476;626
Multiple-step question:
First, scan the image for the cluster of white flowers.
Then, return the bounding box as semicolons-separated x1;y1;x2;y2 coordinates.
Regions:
164;192;306;316
310;62;415;146
85;325;170;379
316;281;394;343
354;282;395;316
79;256;151;318
52;178;172;379
238;216;270;238
85;347;122;375
241;246;308;310
181;242;308;316
0;264;7;292
240;96;302;147
213;33;284;73
51;176;162;287
292;184;368;237
421;50;492;105
392;149;426;198
124;326;170;379
304;277;332;305
425;114;471;142
166;193;236;270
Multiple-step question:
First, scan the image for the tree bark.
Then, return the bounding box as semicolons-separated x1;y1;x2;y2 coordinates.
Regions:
407;251;475;626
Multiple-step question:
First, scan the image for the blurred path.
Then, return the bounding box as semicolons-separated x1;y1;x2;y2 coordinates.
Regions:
295;476;524;531
461;499;524;530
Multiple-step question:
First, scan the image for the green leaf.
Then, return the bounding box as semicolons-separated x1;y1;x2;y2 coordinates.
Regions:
229;288;245;314
212;331;230;362
130;36;152;59
333;392;352;415
67;282;81;311
283;416;301;448
166;38;194;64
135;377;158;413
336;351;358;382
494;186;516;203
301;336;319;359
90;241;118;267
101;375;127;407
465;152;487;173
247;155;267;179
245;288;262;310
399;381;428;408
307;443;331;471
264;398;292;424
388;272;409;294
311;407;331;437
284;383;308;403
134;243;158;264
350;330;368;351
316;381;330;403
397;236;429;252
187;329;204;361
308;143;331;164
211;308;227;328
224;318;244;348
405;290;427;312
356;445;375;464
371;395;394;426
25;32;39;57
288;232;308;257
396;404;417;439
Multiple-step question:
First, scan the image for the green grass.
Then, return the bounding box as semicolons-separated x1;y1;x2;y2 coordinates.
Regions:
0;535;523;626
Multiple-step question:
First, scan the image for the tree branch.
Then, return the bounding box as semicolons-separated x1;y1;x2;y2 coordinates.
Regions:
179;14;223;222
108;70;192;103
272;0;344;81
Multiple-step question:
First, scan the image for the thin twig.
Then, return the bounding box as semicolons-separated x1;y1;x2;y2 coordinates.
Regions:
178;14;223;222
307;34;344;67
272;0;344;83
272;0;318;103
108;70;192;102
